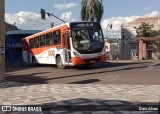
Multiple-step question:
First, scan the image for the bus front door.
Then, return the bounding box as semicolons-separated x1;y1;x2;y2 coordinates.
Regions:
64;32;72;64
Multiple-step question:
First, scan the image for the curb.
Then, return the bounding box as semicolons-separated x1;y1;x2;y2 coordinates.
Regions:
107;60;160;63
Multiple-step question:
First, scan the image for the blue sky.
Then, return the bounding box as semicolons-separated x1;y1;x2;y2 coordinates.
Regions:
6;0;160;19
5;0;160;37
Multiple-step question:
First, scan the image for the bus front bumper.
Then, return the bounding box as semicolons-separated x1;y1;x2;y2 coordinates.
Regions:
72;54;106;65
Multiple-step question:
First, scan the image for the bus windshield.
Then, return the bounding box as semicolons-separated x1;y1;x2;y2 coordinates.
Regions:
71;28;104;54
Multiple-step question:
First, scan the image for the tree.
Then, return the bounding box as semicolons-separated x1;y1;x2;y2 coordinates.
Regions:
136;22;157;37
81;0;103;22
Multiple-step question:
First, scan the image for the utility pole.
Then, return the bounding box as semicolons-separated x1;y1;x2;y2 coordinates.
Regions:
0;0;5;82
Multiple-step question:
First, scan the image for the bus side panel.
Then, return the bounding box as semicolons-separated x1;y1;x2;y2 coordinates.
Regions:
22;23;69;65
32;47;56;64
31;47;66;65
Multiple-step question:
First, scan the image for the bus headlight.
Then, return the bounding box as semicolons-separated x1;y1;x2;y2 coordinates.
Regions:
73;52;80;57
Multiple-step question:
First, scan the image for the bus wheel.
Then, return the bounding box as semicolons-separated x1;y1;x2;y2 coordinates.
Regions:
56;56;65;69
32;57;37;65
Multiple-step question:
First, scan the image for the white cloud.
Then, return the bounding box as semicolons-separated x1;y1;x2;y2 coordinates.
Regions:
60;12;75;22
53;3;79;10
144;11;160;17
5;10;160;36
101;11;160;38
5;11;47;30
5;11;75;30
101;16;139;38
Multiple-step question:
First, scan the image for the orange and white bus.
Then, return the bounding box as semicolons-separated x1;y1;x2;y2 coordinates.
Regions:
22;22;106;68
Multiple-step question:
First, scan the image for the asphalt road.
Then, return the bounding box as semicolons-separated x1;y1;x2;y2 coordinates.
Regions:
5;61;160;85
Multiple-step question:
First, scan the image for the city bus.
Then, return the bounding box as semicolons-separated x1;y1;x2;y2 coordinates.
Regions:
22;22;106;68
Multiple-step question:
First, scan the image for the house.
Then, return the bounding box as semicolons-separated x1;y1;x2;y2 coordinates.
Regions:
120;17;160;60
105;38;121;60
5;30;41;62
5;22;41;62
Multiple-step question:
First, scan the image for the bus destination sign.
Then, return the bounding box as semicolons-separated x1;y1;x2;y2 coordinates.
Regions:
70;22;99;29
76;23;94;28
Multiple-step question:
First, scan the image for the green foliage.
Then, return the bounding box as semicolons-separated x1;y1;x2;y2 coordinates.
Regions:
136;22;157;37
81;0;103;22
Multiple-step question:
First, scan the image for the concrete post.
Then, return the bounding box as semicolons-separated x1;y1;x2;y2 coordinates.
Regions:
142;43;147;59
0;0;5;82
138;40;143;60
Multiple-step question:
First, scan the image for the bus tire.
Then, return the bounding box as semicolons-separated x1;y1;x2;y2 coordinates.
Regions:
32;57;37;65
56;56;65;69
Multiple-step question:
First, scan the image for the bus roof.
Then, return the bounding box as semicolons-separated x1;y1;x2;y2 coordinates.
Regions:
24;21;100;40
24;23;70;39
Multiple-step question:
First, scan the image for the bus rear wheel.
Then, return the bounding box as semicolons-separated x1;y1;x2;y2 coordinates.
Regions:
32;57;37;66
56;56;65;69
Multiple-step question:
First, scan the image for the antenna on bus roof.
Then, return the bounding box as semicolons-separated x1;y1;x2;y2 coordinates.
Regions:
40;9;66;23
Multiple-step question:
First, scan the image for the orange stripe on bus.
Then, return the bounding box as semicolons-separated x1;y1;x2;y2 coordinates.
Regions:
29;45;58;55
72;57;85;65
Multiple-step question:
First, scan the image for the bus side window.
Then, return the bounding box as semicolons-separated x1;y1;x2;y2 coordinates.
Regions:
34;37;39;48
53;30;61;45
40;35;46;47
29;38;34;49
46;32;53;46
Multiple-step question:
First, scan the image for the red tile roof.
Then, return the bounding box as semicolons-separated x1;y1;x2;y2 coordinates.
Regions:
128;17;160;26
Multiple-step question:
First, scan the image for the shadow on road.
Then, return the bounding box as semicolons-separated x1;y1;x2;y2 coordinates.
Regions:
5;72;49;84
40;98;159;113
2;98;158;113
4;62;153;86
5;62;142;72
68;79;101;84
73;62;142;70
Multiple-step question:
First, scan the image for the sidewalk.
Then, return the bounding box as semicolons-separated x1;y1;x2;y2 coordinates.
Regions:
107;60;160;63
0;82;159;114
